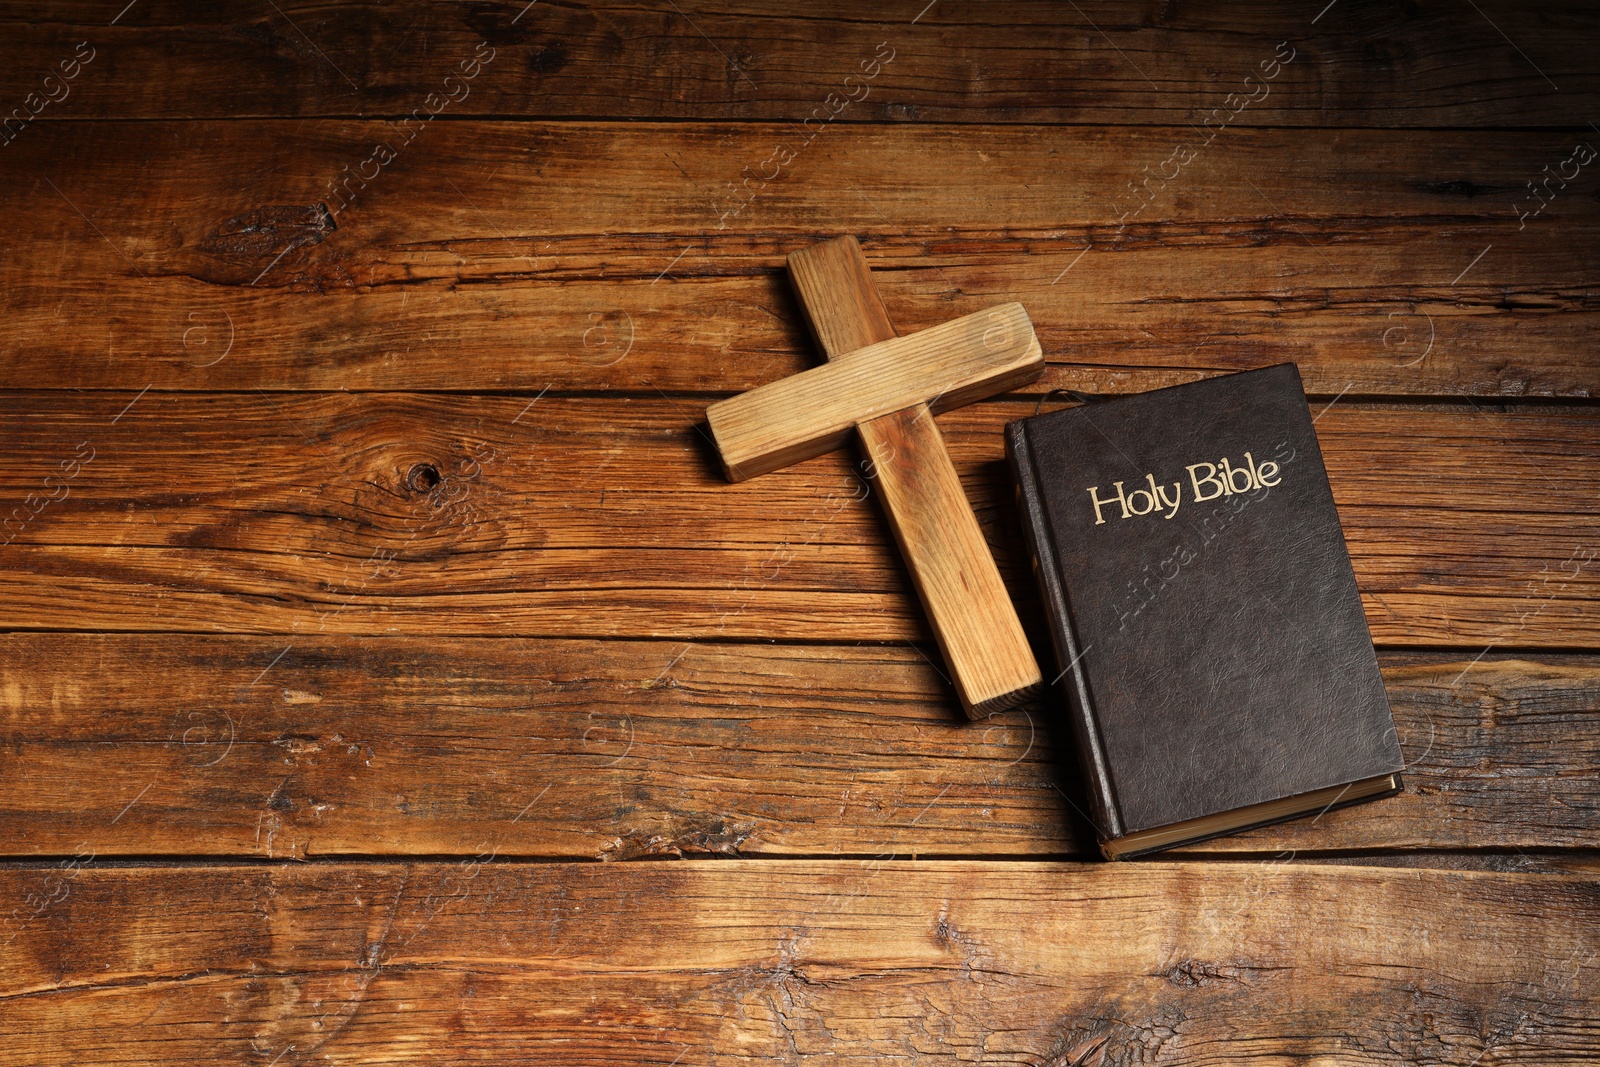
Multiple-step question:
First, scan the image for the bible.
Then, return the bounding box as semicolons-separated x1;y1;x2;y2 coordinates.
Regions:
1006;363;1403;858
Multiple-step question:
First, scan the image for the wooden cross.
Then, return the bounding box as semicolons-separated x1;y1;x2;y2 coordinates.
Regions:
706;236;1043;718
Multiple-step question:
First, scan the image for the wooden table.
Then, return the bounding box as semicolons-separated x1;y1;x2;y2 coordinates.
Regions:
2;4;1597;1063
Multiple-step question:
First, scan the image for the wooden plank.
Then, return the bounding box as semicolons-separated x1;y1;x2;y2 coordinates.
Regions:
1;122;1597;397
0;394;1594;646
0;1;1594;124
0;636;1595;859
1;861;1595;1064
778;236;1040;719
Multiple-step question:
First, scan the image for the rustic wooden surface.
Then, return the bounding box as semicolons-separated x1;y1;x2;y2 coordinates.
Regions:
1;2;1597;1063
4;863;1598;1064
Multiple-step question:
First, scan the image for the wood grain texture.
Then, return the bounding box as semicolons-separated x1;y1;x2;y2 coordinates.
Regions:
1;636;1596;860
0;1;1594;124
0;393;1593;646
781;236;1040;719
1;861;1596;1064
1;122;1596;398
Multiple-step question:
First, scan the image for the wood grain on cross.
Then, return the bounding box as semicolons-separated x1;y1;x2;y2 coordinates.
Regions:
707;236;1044;718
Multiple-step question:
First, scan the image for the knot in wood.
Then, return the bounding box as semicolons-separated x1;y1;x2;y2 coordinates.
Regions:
406;463;442;493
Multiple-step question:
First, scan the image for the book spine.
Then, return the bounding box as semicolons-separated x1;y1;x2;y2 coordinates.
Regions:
1005;422;1123;844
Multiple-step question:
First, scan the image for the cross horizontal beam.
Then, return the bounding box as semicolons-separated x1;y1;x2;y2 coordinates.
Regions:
707;302;1043;481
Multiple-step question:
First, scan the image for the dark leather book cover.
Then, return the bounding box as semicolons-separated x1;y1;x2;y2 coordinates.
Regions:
1006;363;1403;856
